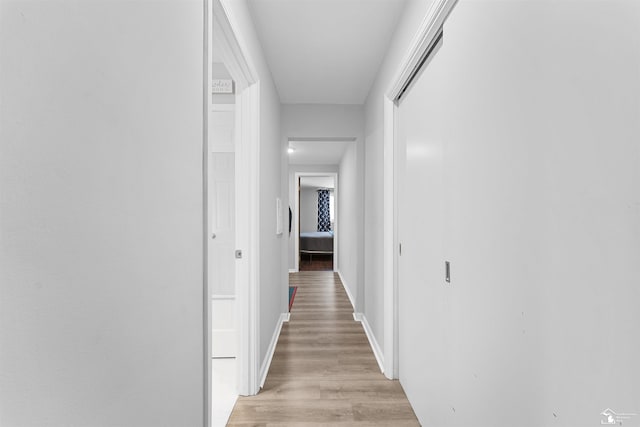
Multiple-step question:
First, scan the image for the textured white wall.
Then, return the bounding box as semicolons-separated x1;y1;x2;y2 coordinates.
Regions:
0;1;204;425
395;1;640;425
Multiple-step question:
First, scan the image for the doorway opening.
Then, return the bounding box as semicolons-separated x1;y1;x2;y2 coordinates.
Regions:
287;138;355;275
291;171;339;273
208;1;262;426
297;175;337;271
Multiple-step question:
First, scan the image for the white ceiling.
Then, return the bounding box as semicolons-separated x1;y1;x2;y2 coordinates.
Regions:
288;140;352;165
247;0;407;104
300;176;335;189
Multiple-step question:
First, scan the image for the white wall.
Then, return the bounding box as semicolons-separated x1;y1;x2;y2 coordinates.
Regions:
300;188;318;233
393;1;640;425
363;0;435;364
338;142;360;308
287;165;339;270
0;1;204;426
258;76;285;364
282;105;364;309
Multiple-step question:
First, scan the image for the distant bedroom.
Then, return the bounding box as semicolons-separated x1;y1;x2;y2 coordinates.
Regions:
298;176;335;271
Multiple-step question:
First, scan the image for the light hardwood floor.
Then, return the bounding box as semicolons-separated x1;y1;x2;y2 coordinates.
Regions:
227;271;420;426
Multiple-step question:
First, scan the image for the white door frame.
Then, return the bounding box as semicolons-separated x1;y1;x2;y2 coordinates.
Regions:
382;0;458;380
206;2;261;426
294;172;339;273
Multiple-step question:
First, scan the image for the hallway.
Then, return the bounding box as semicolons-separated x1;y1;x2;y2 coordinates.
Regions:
227;272;419;426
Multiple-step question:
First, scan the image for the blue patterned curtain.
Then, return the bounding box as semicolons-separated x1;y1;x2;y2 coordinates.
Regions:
317;189;331;231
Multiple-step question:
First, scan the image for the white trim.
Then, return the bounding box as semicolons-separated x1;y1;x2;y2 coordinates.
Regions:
293;172;339;273
386;0;458;101
244;82;261;396
211;0;261;400
211;294;236;300
214;0;258;88
203;2;211;425
383;97;397;380
382;0;458;381
356;314;385;374
289;136;357;143
258;313;290;388
337;270;355;310
288;269;297;274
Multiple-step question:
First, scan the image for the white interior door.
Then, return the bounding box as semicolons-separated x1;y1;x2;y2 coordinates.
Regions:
396;55;447;407
210;108;236;358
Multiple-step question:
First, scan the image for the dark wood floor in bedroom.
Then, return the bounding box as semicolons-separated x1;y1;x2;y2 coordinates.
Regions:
226;271;420;426
299;253;334;271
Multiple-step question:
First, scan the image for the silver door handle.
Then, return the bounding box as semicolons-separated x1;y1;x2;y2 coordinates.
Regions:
211;233;217;239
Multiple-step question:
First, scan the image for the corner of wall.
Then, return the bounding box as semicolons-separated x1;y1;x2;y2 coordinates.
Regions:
258;312;290;388
337;270;356;310
355;314;385;374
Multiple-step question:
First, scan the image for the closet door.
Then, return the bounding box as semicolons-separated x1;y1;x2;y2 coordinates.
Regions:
396;31;450;423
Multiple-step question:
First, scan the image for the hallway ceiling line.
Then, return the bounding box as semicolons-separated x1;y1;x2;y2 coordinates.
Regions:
247;0;407;104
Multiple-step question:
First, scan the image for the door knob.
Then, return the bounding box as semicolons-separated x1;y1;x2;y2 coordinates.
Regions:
211;233;217;239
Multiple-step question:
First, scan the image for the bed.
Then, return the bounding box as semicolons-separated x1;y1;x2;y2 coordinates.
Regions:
299;231;334;262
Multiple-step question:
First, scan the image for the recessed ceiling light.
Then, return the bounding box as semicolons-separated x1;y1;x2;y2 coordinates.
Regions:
287;147;295;154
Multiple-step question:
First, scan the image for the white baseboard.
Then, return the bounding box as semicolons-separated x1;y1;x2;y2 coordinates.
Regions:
354;313;385;374
337;270;355;310
288;269;297;273
259;312;289;388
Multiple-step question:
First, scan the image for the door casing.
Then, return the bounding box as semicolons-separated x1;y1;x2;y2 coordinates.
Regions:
206;2;262;426
381;0;459;380
293;172;339;273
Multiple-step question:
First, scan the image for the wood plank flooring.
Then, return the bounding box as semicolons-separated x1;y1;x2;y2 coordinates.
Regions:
227;271;420;426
